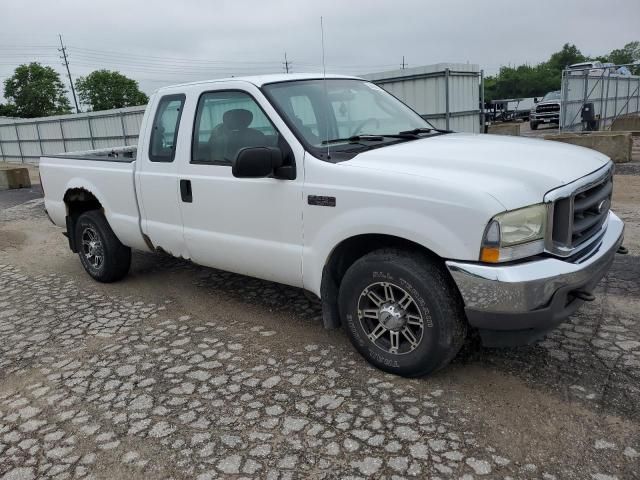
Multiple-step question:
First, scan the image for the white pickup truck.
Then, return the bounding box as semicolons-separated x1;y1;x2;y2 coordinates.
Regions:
40;73;625;377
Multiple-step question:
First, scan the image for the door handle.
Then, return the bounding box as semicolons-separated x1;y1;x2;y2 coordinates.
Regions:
180;179;192;203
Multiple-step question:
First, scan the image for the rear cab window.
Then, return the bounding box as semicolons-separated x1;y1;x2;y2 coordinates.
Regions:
149;94;186;162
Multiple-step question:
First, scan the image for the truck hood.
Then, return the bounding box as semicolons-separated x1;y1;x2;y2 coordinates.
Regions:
342;133;609;210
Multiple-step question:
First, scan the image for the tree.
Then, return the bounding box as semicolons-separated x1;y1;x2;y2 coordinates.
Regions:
546;43;585;72
2;63;72;118
609;41;640;65
76;70;148;111
0;104;16;117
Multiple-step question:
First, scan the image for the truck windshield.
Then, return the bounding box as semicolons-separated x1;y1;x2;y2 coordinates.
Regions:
262;79;433;152
542;91;561;102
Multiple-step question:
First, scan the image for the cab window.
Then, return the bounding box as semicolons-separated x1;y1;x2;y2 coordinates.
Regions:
149;94;185;162
192;91;279;164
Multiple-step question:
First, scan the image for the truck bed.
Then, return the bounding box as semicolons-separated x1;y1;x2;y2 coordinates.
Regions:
49;145;138;162
39;147;149;252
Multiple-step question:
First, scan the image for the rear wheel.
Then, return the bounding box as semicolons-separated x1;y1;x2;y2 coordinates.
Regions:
338;249;467;377
75;210;131;282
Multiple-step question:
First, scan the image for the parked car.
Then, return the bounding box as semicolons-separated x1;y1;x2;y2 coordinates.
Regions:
529;90;561;130
40;74;625;377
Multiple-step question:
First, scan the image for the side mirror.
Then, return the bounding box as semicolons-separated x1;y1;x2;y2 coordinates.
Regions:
534;97;539;103
232;147;283;178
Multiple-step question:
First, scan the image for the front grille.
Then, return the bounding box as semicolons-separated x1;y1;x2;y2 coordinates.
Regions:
536;103;560;114
551;170;612;251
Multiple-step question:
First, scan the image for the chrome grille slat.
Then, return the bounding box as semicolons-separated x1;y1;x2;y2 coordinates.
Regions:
536;103;560;113
573;213;603;235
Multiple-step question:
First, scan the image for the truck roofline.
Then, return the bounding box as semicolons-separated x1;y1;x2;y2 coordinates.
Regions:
152;73;362;94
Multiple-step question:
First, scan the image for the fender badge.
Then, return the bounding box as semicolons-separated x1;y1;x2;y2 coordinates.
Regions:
308;195;336;207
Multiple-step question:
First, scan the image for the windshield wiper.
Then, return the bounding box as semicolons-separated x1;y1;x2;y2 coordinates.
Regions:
320;130;443;146
398;127;452;135
321;135;385;145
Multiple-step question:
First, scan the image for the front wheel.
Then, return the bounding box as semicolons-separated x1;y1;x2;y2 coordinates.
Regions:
530;121;539;130
338;249;467;377
75;210;131;283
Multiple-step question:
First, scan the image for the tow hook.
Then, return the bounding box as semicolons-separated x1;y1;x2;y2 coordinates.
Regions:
572;290;596;302
617;245;628;255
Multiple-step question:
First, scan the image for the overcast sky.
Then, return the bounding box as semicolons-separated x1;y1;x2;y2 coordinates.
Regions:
1;0;639;101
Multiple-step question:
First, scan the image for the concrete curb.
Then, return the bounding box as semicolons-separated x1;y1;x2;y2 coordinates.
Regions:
542;132;632;164
486;123;521;136
0;167;32;190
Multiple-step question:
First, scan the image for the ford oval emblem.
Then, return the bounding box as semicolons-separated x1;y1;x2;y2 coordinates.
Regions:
597;199;610;214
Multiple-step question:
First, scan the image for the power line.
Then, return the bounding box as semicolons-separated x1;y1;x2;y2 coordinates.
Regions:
58;34;79;113
68;46;283;65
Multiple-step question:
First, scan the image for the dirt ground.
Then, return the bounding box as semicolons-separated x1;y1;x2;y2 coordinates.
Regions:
0;159;639;479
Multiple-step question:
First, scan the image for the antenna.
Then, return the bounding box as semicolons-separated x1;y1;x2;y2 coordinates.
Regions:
283;52;291;74
320;16;330;160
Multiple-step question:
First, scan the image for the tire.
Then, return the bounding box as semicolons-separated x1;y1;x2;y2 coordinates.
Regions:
338;249;467;377
74;210;131;283
530;121;539;130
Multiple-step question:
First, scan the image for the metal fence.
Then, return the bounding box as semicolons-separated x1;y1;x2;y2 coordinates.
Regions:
560;65;640;131
0;106;146;164
362;63;482;133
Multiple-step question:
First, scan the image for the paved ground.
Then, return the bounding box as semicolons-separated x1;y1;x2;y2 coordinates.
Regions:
0;167;639;479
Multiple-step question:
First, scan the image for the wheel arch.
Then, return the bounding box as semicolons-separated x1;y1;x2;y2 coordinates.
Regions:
318;233;444;329
63;186;105;252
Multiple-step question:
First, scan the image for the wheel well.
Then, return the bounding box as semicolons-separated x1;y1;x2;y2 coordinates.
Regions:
327;234;438;287
63;188;103;252
319;234;440;329
64;188;102;217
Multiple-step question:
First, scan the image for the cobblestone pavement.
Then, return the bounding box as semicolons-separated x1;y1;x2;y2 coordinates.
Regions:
1;184;639;479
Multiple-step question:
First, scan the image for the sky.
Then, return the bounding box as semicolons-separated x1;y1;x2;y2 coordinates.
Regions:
1;0;639;102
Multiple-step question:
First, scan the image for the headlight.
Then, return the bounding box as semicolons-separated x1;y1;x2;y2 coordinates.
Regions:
480;204;547;263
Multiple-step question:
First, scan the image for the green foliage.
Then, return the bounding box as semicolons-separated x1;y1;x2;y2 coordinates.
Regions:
484;64;560;102
484;41;640;101
76;70;149;111
2;63;72;118
546;43;586;73
0;103;17;117
609;41;640;68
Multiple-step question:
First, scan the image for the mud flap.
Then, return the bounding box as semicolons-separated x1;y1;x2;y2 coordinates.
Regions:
65;215;78;252
320;263;341;329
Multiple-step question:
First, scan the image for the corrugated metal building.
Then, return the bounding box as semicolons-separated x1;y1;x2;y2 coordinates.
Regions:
362;63;481;133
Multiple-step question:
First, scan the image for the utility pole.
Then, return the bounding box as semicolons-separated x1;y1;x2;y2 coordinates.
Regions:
58;34;80;113
401;56;406;70
283;52;291;73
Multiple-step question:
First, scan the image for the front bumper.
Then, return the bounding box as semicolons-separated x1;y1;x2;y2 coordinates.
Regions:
530;113;559;123
445;212;624;346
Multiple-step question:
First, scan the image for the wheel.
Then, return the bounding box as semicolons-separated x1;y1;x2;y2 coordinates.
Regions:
530;121;539;130
338;249;467;377
75;210;131;283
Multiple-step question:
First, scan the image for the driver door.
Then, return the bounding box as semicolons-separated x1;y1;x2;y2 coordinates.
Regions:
177;86;304;287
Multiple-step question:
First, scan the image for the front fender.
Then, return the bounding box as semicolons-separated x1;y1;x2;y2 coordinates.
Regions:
303;205;484;296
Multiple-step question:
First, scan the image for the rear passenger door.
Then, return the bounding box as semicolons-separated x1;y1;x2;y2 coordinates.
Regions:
177;86;304;287
135;93;188;257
